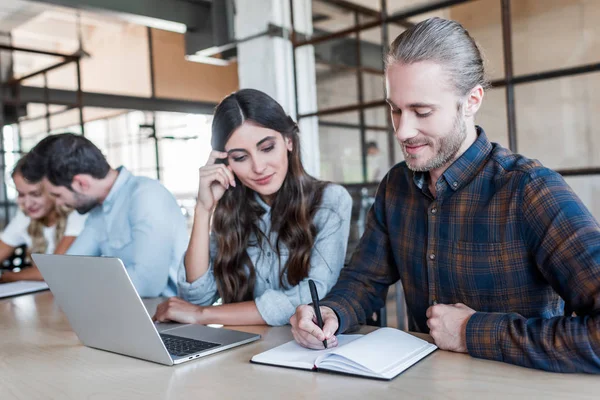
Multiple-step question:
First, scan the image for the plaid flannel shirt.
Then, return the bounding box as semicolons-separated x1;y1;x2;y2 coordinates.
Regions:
321;127;600;373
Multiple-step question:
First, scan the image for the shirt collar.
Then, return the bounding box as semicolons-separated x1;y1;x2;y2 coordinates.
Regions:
412;126;493;193
254;191;271;213
102;166;131;212
442;126;493;191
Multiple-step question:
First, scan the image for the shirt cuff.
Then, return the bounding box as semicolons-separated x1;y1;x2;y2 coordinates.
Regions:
177;263;217;305
321;297;354;334
255;289;296;326
466;311;507;362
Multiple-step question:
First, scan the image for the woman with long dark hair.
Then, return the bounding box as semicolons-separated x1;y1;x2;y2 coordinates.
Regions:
153;89;352;326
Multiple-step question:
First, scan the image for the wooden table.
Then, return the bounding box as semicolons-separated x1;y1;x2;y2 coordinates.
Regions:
1;291;598;399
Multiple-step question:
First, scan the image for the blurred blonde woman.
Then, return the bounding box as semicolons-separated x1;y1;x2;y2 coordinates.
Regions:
0;154;87;283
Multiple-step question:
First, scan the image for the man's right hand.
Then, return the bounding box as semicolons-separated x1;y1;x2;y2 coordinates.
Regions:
290;304;339;349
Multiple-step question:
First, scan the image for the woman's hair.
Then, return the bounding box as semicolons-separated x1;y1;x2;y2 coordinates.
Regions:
210;89;329;303
12;155;69;254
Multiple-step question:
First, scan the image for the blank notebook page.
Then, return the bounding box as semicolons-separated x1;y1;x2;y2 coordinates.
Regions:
317;328;434;375
251;335;362;369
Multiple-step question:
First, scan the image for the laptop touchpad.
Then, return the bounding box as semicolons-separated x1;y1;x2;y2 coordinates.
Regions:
154;321;186;333
164;324;250;345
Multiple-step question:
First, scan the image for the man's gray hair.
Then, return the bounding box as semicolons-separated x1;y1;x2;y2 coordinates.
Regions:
386;17;490;96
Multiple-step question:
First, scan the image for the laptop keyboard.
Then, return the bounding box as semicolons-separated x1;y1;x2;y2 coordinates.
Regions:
160;334;220;357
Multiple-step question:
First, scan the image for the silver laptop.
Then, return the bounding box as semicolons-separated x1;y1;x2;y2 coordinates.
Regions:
32;254;260;366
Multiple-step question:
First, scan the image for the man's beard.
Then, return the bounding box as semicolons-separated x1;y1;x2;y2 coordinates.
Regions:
73;193;98;214
403;111;467;172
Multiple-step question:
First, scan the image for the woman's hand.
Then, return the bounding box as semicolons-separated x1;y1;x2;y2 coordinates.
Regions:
196;150;236;213
152;297;206;325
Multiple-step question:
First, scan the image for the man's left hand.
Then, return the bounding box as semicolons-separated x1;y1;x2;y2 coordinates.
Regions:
426;303;476;353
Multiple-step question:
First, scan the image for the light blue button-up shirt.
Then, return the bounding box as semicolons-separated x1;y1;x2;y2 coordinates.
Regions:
178;184;353;326
67;167;188;297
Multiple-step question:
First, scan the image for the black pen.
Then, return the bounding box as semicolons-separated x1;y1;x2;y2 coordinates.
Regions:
308;279;327;349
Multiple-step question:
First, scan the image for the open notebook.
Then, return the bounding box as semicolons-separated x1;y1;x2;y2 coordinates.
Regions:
251;327;437;380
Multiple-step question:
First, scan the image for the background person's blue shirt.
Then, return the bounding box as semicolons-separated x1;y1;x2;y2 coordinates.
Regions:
67;167;188;297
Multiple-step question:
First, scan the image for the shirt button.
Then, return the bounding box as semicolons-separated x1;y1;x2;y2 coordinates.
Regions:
266;278;270;284
429;253;436;260
431;207;437;214
267;252;271;257
452;181;458;188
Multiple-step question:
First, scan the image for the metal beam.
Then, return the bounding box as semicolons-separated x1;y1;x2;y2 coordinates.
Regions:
31;0;211;30
4;58;74;85
490;62;600;87
295;0;473;48
316;60;383;76
319;0;415;29
386;0;472;24
289;0;300;119
3;86;217;115
501;0;517;152
299;99;386;119
17;105;76;124
0;52;9;226
146;28;160;181
355;11;368;183
319;120;388;131
381;0;395;169
556;168;600;177
313;26;385;73
0;44;78;60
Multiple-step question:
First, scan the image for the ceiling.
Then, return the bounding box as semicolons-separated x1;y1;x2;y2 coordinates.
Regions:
337;0;442;13
0;0;451;51
0;0;453;81
0;0;49;32
312;0;450;45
